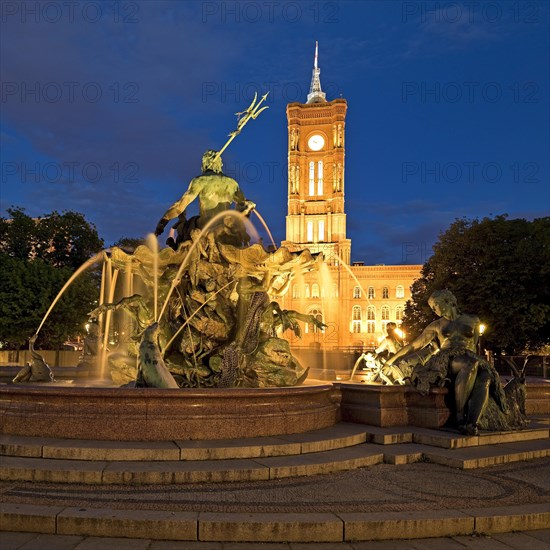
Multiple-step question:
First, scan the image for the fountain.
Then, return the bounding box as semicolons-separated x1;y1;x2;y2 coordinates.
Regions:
0;94;340;440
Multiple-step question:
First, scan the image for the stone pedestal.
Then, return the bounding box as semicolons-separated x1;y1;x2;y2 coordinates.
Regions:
336;383;450;428
0;384;340;441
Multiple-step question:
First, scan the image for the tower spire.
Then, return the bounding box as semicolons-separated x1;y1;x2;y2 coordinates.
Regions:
307;41;326;104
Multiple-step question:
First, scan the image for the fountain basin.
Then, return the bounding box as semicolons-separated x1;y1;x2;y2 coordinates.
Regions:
0;383;340;441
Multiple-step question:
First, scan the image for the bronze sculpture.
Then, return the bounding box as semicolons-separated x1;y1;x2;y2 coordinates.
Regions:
385;290;527;434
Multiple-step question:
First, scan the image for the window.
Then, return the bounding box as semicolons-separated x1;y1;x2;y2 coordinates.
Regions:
381;306;390;321
309;162;315;196
292;284;300;299
396;306;404;320
307;221;313;242
318;220;325;242
352;306;362;320
367;321;375;333
352;321;361;333
368;286;375;299
317;161;323;195
311;283;320;298
382;286;389;299
353;286;361;299
331;284;338;298
367;306;375;320
306;308;324;333
396;285;405;298
305;284;310;298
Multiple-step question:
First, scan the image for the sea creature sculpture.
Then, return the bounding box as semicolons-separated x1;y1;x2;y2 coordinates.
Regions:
12;335;54;383
136;323;179;389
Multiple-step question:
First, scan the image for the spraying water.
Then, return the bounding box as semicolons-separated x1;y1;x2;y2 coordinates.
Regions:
145;234;159;321
33;252;103;338
252;209;277;250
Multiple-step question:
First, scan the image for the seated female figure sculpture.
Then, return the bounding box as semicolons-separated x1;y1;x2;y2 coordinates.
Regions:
385;290;523;435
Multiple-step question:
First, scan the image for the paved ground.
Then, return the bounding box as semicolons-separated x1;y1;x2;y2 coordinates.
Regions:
1;529;550;549
2;458;549;514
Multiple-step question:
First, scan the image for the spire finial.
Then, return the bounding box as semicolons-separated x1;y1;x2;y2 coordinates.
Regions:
307;41;326;104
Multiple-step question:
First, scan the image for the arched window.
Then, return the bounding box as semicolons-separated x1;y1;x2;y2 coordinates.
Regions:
352;306;362;333
395;306;404;320
305;308;324;333
317;160;323;195
353;286;361;299
396;285;405;298
311;283;320;298
309;161;315;196
381;306;390;321
382;286;389;299
305;284;310;298
367;306;375;320
368;286;375;299
318;220;325;242
292;284;300;299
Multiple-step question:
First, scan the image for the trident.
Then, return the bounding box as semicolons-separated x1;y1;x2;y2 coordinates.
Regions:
212;92;269;163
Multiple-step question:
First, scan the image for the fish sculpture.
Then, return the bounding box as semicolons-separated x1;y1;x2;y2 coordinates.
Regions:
13;335;54;383
137;323;179;389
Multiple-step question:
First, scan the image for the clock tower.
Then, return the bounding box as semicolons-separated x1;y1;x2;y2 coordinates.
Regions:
281;42;351;265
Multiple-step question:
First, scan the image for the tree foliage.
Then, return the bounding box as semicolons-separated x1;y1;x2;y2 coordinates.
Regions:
0;208;105;349
403;216;550;354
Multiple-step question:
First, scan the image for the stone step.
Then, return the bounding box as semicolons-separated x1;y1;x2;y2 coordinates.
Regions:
362;422;549;448
423;438;550;469
0;423;369;462
1;502;548;542
0;444;385;485
378;438;550;467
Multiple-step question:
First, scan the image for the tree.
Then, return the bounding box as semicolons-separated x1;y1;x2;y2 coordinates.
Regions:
0;208;104;349
403;216;550;354
0;207;104;271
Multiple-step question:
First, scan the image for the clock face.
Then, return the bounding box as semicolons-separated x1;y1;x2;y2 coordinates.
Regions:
308;134;325;151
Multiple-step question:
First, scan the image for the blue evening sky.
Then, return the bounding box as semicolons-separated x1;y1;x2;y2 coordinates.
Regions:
1;0;548;264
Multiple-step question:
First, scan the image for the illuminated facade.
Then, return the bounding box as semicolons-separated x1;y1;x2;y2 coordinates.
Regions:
280;44;421;350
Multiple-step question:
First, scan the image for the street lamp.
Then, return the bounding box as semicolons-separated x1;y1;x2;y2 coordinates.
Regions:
478;323;486;355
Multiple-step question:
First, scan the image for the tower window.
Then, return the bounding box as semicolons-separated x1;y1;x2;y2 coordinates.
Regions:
317;160;323;195
396;285;405;298
353;286;361;299
309;161;315;196
382;286;389;299
307;221;313;242
318;220;325;242
368;286;375;299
